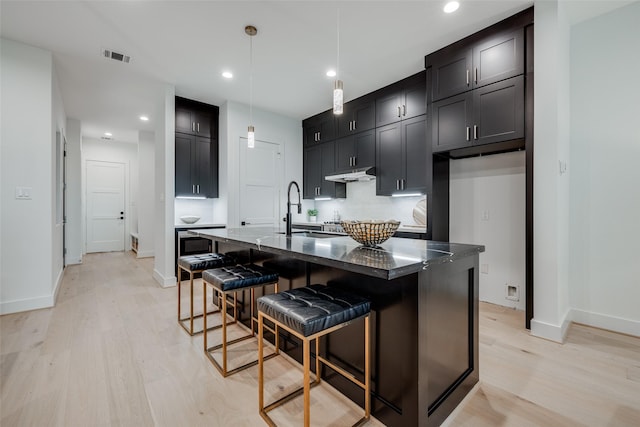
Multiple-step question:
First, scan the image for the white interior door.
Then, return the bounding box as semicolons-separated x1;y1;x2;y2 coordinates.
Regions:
86;160;125;253
239;138;282;228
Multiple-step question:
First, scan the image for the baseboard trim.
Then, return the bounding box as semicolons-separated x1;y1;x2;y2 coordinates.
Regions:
530;308;572;343
52;267;64;305
0;294;54;315
136;250;154;258
570;308;640;337
153;269;176;288
65;253;83;265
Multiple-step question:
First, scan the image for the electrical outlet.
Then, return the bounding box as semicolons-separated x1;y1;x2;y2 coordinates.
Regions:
505;284;519;301
481;264;489;274
481;210;490;221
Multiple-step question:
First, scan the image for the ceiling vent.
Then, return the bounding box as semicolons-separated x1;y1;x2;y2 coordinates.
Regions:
102;48;130;63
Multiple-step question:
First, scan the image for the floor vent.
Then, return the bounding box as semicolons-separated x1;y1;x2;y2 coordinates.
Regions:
102;49;131;63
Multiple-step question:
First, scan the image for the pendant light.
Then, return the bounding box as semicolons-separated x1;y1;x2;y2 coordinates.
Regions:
246;25;257;148
333;9;343;115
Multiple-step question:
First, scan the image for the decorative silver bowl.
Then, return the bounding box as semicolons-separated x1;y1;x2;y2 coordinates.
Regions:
180;215;201;224
340;220;401;247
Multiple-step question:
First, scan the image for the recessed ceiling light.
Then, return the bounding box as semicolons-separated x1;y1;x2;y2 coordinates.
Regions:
444;1;460;13
104;132;112;137
326;70;336;77
139;115;149;121
222;71;233;79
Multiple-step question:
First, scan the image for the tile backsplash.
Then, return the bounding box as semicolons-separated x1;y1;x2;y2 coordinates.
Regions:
313;180;426;227
175;198;216;225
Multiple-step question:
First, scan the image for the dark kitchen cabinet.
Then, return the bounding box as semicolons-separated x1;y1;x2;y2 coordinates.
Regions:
375;71;426;127
430;28;524;102
432;76;524;153
336;95;376;137
335;129;375;171
376;115;427;196
175;97;219;198
303;141;345;199
303;110;336;145
175;133;218;198
175;105;214;137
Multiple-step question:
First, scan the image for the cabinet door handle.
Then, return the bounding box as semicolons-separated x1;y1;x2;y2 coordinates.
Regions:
474;125;478;140
353;156;356;166
196;184;200;194
475;67;478;84
192;122;195;132
403;179;406;190
396;180;399;191
192;184;195;194
403;105;406;116
317;132;321;141
466;69;470;86
353;120;356;130
466;126;470;141
197;123;200;132
397;106;401;117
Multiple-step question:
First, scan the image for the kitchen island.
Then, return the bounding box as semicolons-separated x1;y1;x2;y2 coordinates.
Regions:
190;227;484;427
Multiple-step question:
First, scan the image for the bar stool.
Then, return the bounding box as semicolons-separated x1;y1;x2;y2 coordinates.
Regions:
257;284;371;427
177;253;235;335
202;264;280;377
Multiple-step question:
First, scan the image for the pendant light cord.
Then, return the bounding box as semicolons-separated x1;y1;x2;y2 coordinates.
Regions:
336;8;340;80
249;34;253;125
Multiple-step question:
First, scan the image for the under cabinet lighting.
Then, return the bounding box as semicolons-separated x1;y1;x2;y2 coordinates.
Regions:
104;132;112;137
314;197;332;201
391;192;423;198
176;196;207;200
326;70;336;77
139;115;149;121
444;1;460;13
222;71;233;79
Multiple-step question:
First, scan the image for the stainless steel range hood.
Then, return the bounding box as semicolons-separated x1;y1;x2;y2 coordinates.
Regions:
325;166;376;183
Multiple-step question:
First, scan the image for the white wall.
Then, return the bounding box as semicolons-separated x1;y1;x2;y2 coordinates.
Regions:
153;86;176;287
450;152;526;310
531;0;572;342
314;181;425;226
220;101;303;227
65;118;83;265
52;63;67;297
568;1;640;336
0;38;56;314
175;198;218;225
82;137;138;252
137;130;155;258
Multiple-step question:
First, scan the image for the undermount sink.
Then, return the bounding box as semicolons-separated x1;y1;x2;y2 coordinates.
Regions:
278;231;342;239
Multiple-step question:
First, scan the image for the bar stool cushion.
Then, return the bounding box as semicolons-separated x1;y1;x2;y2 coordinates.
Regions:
203;264;279;292
178;253;235;271
257;284;370;337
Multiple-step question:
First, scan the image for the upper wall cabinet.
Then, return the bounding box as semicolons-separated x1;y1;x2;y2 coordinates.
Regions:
430;28;524;102
303;109;336;145
175;98;216;138
335;95;376;138
432;76;524;153
175;97;219;198
375;71;426;127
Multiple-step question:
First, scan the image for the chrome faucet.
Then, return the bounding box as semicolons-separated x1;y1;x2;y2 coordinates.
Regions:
286;181;302;236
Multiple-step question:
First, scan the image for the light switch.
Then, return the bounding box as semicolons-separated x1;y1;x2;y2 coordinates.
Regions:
15;186;32;200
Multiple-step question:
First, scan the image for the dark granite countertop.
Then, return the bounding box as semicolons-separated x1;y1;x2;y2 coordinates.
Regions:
190;227;484;280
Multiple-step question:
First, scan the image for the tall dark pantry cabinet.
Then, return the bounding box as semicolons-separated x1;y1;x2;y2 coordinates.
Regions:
426;7;534;327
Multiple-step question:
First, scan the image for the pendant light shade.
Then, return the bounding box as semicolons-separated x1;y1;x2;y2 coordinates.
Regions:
333;80;344;115
247;125;255;148
246;25;257;148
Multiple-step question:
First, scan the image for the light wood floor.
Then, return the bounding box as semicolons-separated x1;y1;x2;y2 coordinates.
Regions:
1;252;639;426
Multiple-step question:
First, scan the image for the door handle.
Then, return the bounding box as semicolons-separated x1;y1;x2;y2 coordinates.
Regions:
403;104;406;116
192;184;195;193
197;123;200;132
352;120;356;131
196;184;200;194
397;106;401;117
192;122;195;132
466;127;470;141
474;125;478;140
466;69;470;85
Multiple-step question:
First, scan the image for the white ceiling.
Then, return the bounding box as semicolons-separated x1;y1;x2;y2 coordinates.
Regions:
0;1;632;143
